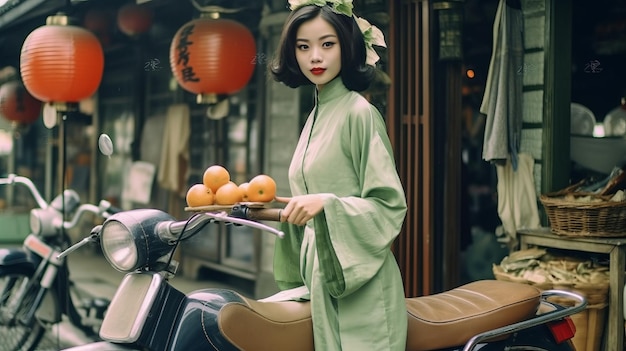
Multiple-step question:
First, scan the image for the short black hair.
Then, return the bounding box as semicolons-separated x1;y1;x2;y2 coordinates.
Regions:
269;4;374;92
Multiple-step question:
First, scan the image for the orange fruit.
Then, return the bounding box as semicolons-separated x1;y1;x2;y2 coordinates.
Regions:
247;174;276;202
186;184;215;207
215;181;243;205
203;165;230;193
238;182;250;202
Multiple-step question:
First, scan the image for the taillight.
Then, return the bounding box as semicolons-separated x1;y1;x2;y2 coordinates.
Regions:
548;317;576;344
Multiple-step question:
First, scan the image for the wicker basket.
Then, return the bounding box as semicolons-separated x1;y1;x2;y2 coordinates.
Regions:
540;191;626;238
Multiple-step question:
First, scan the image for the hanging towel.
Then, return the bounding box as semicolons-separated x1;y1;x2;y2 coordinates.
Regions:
496;153;540;244
480;0;524;170
122;161;156;205
157;103;190;197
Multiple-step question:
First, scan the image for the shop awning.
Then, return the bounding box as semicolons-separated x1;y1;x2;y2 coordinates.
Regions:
0;0;67;30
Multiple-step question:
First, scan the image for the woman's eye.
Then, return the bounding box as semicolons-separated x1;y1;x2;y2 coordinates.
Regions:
297;44;309;50
322;42;335;48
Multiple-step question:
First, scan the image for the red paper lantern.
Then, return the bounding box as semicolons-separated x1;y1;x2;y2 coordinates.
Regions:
117;3;153;36
169;15;256;103
0;81;42;124
20;14;104;105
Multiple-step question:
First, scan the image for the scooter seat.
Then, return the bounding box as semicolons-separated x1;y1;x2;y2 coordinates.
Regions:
217;280;540;351
405;279;541;351
0;248;36;274
218;296;314;351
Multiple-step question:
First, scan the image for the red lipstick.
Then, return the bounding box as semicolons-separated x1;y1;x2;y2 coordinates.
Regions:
311;67;326;75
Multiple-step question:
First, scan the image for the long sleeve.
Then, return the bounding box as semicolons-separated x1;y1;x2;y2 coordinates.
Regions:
273;221;305;290
311;103;406;297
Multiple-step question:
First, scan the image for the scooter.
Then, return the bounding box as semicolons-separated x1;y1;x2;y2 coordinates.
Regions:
60;204;587;351
0;174;119;351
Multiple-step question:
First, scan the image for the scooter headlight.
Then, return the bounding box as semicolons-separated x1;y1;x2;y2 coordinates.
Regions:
101;221;138;272
29;209;42;236
100;209;176;273
29;207;63;237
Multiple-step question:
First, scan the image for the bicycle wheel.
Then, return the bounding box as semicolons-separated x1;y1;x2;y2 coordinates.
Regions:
0;271;46;351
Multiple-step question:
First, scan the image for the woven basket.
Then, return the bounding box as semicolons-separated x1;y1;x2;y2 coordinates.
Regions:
540;191;626;238
491;265;609;306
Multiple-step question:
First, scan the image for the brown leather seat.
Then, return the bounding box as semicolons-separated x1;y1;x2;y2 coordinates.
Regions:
405;280;541;351
217;279;540;351
218;297;314;351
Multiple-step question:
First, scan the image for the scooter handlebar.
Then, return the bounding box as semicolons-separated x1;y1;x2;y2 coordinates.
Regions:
62;201;110;230
34;198;120;237
230;205;282;222
55;200;122;259
160;206;285;242
0;173;49;209
200;209;285;238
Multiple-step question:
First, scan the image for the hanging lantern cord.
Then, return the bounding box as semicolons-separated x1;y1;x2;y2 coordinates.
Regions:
189;0;249;15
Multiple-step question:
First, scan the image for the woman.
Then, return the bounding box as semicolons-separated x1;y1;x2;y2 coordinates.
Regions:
268;1;408;349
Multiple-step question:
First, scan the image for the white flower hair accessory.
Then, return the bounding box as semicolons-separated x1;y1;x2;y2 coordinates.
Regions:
356;17;387;66
288;0;353;17
287;1;386;66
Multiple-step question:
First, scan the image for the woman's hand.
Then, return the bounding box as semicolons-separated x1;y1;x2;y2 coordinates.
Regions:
275;194;324;226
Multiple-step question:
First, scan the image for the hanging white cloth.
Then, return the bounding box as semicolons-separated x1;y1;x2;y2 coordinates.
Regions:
157;103;190;197
480;0;524;170
122;161;156;206
495;153;541;243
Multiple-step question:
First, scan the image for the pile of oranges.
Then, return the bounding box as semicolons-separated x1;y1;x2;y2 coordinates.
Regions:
186;165;277;207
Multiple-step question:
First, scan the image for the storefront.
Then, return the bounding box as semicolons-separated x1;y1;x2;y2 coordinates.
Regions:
0;0;623;305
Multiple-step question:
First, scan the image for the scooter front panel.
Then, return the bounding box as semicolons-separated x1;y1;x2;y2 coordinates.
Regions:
99;272;163;343
169;289;243;351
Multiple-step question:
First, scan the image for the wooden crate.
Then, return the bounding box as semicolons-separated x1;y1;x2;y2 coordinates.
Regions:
493;265;609;350
569;305;606;351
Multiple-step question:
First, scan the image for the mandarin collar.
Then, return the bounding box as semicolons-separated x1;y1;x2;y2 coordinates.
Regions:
316;77;349;105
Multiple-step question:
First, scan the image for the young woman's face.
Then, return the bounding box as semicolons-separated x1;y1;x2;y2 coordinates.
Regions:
295;15;341;90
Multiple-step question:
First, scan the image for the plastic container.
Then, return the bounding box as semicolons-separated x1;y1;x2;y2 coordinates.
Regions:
603;98;626;136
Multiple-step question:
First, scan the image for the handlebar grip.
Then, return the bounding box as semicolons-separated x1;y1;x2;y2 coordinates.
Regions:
245;208;282;222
